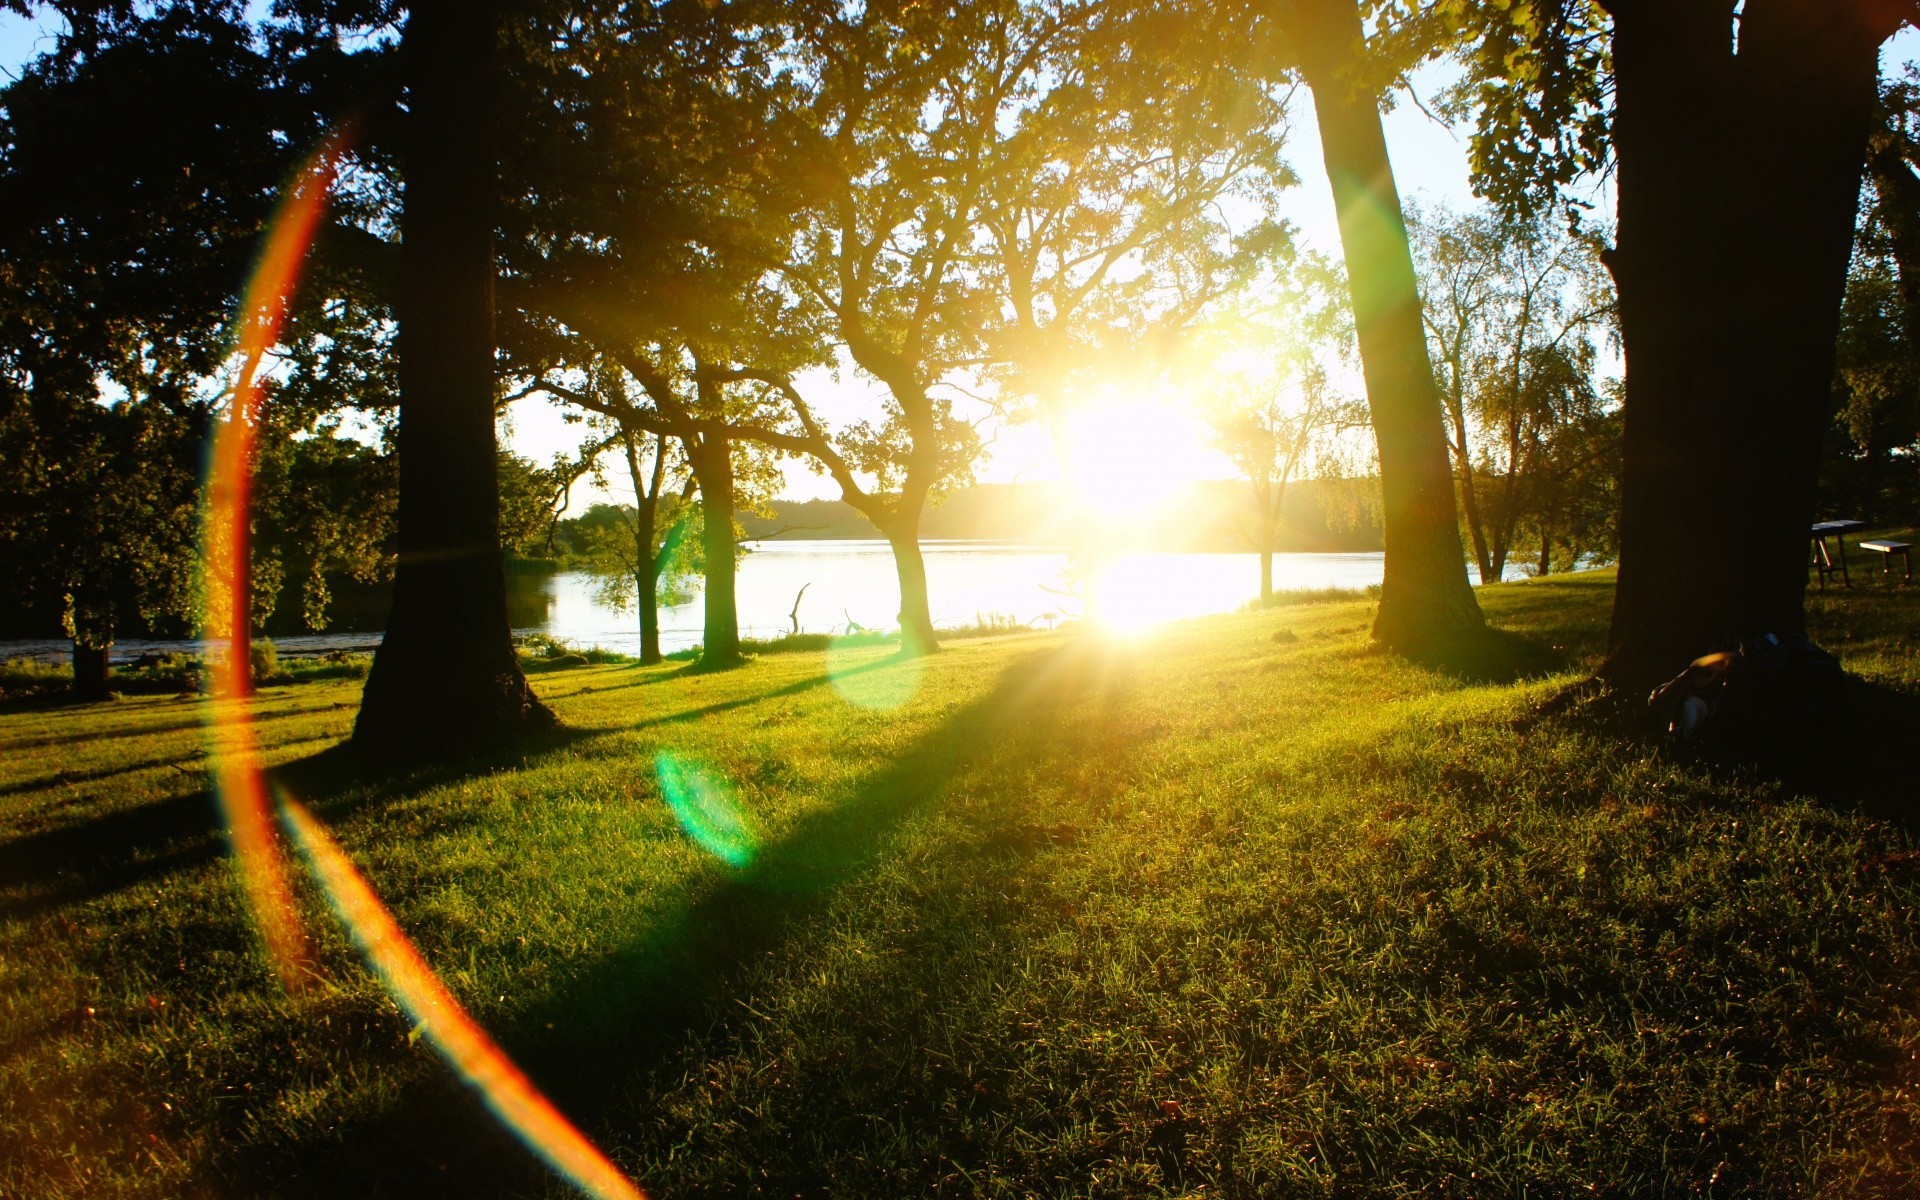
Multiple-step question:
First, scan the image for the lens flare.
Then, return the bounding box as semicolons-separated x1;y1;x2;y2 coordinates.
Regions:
825;639;925;711
655;750;759;867
196;129;648;1200
200;132;355;992
278;791;646;1200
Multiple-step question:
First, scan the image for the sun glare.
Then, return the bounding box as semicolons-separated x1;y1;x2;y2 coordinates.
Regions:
1062;394;1217;525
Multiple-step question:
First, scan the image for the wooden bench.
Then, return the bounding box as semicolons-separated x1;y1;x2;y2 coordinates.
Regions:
1860;539;1913;583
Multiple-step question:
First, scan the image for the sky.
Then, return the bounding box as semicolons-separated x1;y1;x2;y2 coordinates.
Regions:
7;12;1918;508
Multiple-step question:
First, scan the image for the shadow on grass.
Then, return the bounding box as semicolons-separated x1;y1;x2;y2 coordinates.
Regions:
1687;676;1920;828
0;694;339;751
1524;671;1920;831
1398;624;1569;685
0;719;616;922
202;637;1133;1198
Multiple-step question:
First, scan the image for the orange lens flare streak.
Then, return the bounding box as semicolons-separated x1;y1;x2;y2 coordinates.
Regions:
277;792;647;1200
200;130;647;1200
202;133;350;990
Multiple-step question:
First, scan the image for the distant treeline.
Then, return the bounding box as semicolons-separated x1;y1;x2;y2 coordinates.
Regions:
739;480;1383;553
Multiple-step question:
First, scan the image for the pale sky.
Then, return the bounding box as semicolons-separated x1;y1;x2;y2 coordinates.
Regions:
8;12;1917;508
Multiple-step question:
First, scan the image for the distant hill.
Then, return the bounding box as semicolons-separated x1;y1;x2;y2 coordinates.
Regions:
740;479;1382;553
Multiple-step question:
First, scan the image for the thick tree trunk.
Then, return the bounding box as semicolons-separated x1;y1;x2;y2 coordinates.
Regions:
689;434;742;670
354;0;552;755
1300;0;1483;650
1538;531;1551;578
1600;3;1885;691
70;639;110;701
884;523;939;657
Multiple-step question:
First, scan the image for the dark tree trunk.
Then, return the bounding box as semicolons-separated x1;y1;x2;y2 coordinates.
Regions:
70;640;110;701
1538;531;1551;578
1600;1;1889;691
1299;0;1483;650
689;432;742;670
354;0;552;754
885;522;939;657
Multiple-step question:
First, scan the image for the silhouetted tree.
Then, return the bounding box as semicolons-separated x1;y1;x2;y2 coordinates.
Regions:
354;0;554;752
1450;0;1916;688
574;432;701;666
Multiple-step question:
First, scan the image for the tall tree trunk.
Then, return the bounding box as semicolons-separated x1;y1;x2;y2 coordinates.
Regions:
884;519;939;657
689;432;741;670
1299;0;1483;650
354;0;552;754
1538;531;1551;577
1600;2;1886;691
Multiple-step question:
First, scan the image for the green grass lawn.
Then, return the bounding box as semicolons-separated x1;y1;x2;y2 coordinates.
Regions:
4;566;1920;1198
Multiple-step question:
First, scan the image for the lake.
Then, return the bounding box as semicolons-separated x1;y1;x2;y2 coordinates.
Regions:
556;540;1392;656
0;541;1392;664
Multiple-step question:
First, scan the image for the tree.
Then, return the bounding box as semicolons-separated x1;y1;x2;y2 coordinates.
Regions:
1257;0;1486;651
1448;0;1917;688
1829;76;1920;524
1597;0;1911;686
1197;255;1359;602
1410;203;1614;581
0;3;304;695
354;0;554;752
497;1;823;670
575;433;701;665
975;0;1293;465
251;421;397;632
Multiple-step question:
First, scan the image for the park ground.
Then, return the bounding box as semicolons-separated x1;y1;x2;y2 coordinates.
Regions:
4;559;1920;1198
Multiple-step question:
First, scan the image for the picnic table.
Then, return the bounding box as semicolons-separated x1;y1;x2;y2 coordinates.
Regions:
1810;519;1867;587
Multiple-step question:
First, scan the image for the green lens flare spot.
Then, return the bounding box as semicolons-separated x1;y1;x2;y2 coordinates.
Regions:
825;637;925;711
654;751;758;868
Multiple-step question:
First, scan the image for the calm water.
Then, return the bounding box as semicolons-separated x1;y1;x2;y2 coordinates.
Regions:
545;540;1388;657
1;541;1391;664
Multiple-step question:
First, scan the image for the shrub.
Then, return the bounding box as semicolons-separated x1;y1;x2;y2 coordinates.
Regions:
0;658;70;699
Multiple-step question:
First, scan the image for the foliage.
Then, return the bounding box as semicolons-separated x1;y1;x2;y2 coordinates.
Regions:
0;3;402;643
1411;201;1618;578
1193;252;1361;582
573;499;704;616
1829;74;1920;524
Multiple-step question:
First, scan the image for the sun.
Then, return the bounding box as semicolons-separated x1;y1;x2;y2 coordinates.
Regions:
1060;392;1219;526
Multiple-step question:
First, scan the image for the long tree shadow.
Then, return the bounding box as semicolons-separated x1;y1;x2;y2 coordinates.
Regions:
0;659;918;924
1397;623;1569;685
203;637;1135;1198
0;717;621;921
0;695;343;752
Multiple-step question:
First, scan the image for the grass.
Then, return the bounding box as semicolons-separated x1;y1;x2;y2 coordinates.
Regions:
2;564;1919;1198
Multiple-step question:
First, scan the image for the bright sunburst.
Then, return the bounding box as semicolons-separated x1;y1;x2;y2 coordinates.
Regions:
1060;392;1222;527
